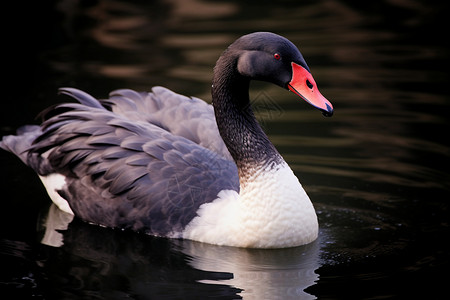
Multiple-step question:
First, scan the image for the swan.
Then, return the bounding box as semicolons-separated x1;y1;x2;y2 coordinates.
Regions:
1;32;333;248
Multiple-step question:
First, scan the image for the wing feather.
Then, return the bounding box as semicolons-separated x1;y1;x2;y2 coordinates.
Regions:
9;87;240;236
104;87;232;161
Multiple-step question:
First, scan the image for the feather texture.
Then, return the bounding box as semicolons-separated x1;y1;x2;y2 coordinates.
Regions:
3;87;239;236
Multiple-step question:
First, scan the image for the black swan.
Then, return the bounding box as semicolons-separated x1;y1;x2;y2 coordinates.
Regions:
1;32;333;248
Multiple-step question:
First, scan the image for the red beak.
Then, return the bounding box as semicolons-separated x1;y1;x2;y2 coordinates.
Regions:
288;62;333;117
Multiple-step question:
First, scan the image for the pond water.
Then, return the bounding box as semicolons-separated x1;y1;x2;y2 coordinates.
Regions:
1;0;449;299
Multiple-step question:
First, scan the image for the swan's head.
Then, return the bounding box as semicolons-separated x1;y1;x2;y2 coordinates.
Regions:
232;32;333;117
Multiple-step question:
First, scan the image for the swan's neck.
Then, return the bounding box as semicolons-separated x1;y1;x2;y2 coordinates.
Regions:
212;54;283;185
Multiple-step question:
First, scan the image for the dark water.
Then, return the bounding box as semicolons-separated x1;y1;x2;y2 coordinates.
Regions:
1;0;449;299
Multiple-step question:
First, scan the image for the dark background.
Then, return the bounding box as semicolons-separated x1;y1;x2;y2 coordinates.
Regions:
1;0;449;299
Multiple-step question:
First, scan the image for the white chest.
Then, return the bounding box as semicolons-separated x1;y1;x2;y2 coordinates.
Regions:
182;163;318;248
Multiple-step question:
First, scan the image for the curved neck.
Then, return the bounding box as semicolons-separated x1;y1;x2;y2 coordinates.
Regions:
211;53;283;182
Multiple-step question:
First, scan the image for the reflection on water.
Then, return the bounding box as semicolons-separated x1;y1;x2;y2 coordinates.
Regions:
35;204;319;299
1;0;449;299
35;205;242;299
179;240;319;299
40;204;74;248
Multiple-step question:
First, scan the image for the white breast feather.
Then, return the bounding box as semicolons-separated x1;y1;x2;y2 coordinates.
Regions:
182;163;318;248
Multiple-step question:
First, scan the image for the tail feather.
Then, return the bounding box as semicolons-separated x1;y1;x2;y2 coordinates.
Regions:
0;125;53;174
1;88;105;175
1;125;40;162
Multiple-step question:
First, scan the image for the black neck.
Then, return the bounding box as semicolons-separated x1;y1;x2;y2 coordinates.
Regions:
211;53;283;180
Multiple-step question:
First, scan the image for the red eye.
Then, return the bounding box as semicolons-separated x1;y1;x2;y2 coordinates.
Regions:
274;53;281;60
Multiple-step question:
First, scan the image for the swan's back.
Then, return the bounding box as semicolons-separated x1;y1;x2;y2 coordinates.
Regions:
102;87;232;161
1;87;239;236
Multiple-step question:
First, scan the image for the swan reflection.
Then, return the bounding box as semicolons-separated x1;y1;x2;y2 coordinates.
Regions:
178;239;320;299
39;204;321;299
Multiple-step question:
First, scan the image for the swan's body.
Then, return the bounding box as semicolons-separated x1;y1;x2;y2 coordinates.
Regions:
1;32;333;248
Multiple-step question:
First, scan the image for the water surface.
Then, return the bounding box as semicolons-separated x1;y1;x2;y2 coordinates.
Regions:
1;0;449;299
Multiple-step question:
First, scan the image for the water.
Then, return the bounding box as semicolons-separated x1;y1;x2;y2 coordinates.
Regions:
1;0;449;299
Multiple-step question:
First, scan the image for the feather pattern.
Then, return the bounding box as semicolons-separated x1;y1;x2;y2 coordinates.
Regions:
5;87;239;236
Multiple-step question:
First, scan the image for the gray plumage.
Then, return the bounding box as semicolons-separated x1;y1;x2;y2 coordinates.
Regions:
1;87;239;236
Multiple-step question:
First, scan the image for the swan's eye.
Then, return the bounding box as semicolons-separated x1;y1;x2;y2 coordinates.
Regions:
273;53;281;60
